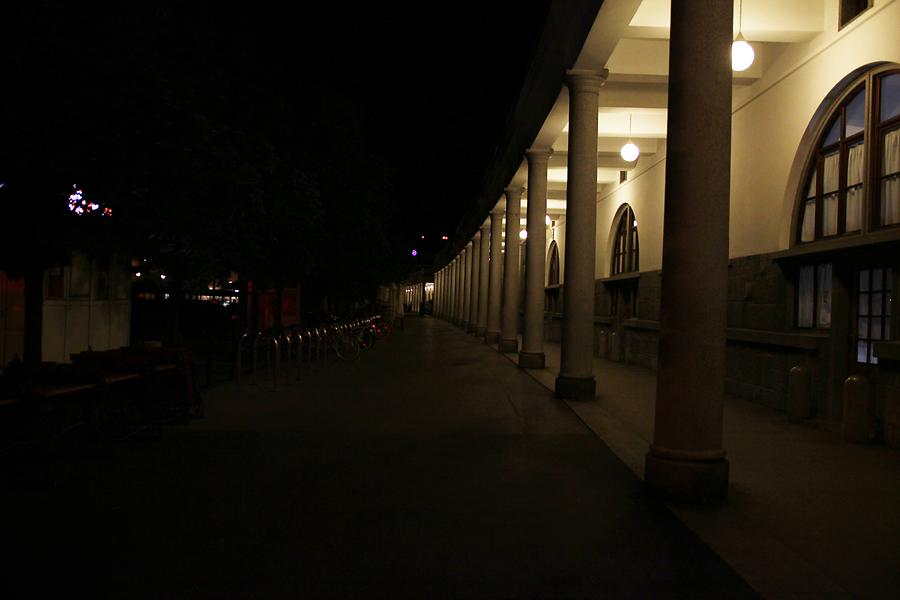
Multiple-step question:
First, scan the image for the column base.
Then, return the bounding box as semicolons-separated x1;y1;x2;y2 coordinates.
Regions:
554;375;595;400
499;339;518;353
460;320;469;330
485;331;500;345
644;450;729;503
475;326;486;337
467;323;477;334
518;351;545;369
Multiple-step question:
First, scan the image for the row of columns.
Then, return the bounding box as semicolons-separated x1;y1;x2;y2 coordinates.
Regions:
432;0;732;501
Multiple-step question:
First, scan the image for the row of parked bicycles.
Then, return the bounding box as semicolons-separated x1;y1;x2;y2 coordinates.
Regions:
235;315;393;390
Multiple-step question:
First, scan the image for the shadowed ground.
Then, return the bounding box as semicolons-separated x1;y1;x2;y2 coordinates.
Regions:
3;317;755;598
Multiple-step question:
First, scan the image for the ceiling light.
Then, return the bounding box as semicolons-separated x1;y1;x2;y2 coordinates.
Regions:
620;113;640;162
519;229;528;240
732;0;754;72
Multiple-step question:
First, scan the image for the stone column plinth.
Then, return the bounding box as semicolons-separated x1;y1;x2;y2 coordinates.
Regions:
644;0;733;502
469;233;481;333
476;221;490;337
500;187;523;353
485;208;504;344
520;148;552;369
555;69;606;400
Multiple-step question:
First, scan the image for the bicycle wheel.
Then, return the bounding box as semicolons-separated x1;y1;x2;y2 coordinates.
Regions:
377;320;392;340
334;332;360;361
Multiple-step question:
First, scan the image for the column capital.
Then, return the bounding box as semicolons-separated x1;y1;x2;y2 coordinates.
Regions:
525;147;553;163
480;220;491;233
473;230;481;241
504;187;525;203
466;240;473;249
490;204;504;217
565;68;609;94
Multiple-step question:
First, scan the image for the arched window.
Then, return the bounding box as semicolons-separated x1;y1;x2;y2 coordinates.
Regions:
798;67;900;243
611;205;639;275
547;240;560;286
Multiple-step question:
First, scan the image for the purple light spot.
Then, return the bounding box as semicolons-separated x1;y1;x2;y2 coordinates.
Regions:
411;249;418;257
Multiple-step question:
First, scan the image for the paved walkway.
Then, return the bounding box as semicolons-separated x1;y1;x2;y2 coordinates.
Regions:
2;316;755;598
497;331;900;599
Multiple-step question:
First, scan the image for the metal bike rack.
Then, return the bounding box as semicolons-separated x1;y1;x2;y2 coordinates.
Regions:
235;331;257;390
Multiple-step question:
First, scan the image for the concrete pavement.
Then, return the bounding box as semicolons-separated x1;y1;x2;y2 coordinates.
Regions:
2;316;755;598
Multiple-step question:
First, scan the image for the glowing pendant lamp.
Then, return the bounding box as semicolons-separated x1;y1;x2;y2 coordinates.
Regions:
620;113;640;162
732;0;755;72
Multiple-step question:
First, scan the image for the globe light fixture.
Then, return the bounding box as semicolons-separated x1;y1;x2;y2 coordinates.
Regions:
620;142;640;162
732;0;755;72
411;249;418;257
545;214;552;226
519;229;528;240
620;113;640;162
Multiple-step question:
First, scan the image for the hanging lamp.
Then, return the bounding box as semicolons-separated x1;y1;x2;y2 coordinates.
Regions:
732;0;755;72
620;113;640;162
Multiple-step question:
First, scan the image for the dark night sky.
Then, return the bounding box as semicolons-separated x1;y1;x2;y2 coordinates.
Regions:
3;2;550;266
267;3;551;253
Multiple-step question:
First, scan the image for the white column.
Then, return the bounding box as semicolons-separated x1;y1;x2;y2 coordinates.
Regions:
437;269;444;318
457;251;466;328
458;254;464;326
555;69;607;399
453;257;461;325
520;148;552;368
485;207;504;344
476;221;490;337
645;0;733;502
500;187;523;353
463;242;473;330
468;232;481;333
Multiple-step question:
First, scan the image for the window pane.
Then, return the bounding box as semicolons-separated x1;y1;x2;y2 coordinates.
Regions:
883;129;900;225
817;264;832;327
845;87;865;137
860;270;870;292
881;74;900;123
857;340;869;363
872;317;883;340
887;268;894;292
801;198;816;241
873;293;883;315
858;317;868;339
873;268;883;291
887;317;892;339
859;293;869;315
823;117;840;146
798;266;815;327
823;152;840;193
823;193;839;235
846;142;864;231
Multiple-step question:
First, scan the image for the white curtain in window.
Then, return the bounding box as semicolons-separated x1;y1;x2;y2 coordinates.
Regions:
882;128;900;225
823;153;839;235
798;266;815;328
801;170;816;241
846;143;865;231
817;263;832;328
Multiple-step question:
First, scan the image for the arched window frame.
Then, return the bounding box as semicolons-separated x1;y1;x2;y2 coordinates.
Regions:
797;65;900;244
611;205;639;276
546;240;560;286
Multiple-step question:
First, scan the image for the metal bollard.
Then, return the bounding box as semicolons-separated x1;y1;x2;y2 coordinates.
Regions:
842;374;872;443
788;365;812;422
